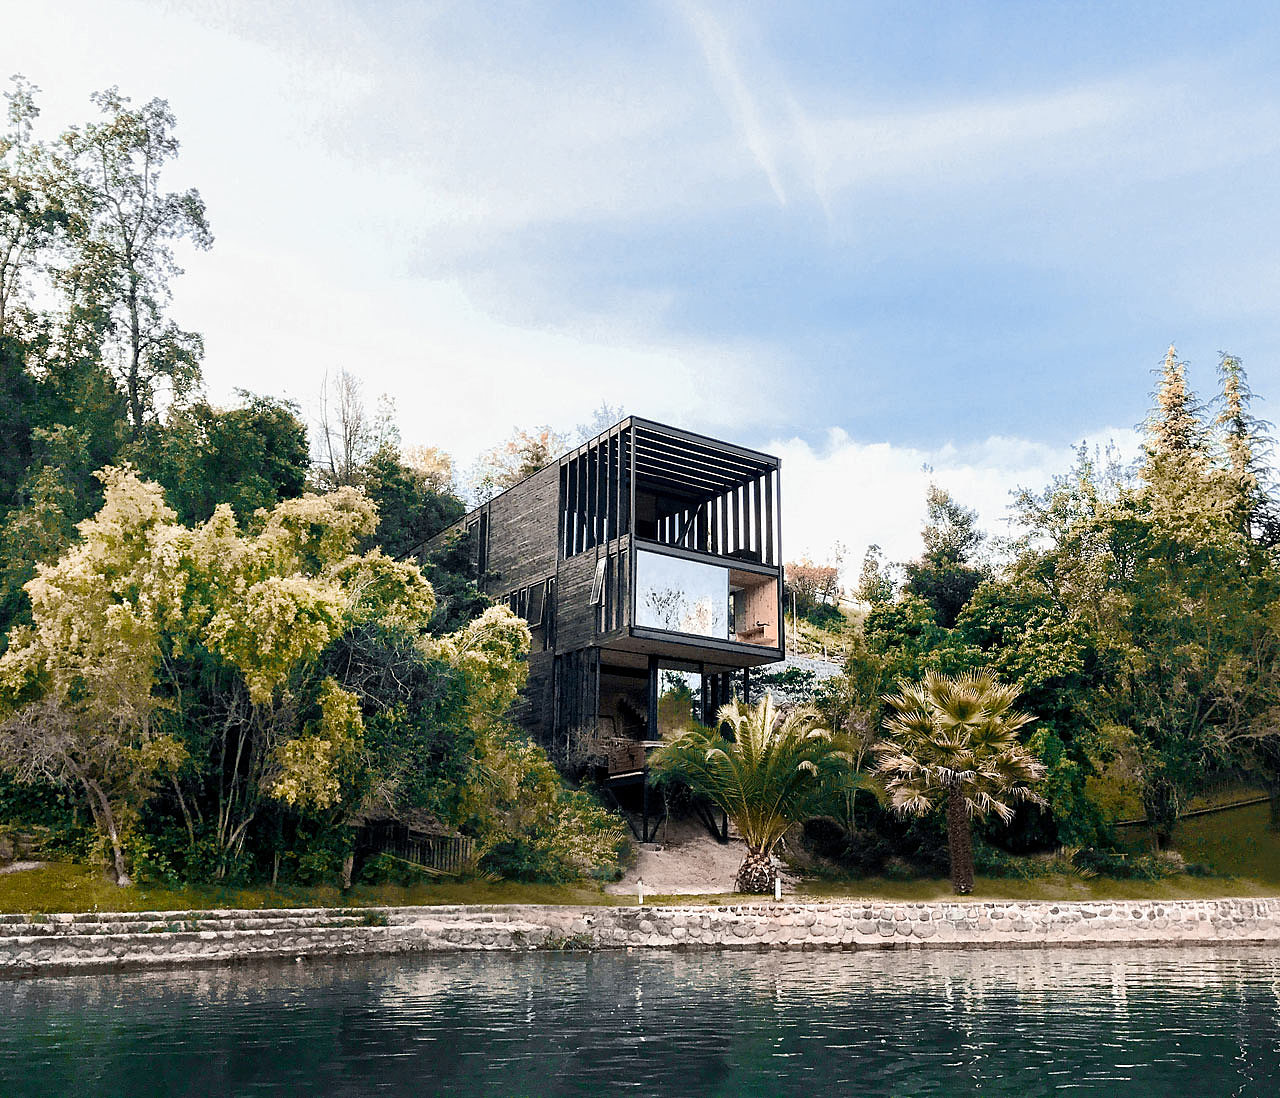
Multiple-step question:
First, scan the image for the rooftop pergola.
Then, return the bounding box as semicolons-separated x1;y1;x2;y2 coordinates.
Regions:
559;417;780;565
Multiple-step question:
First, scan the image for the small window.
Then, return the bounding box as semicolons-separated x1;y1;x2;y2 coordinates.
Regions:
466;512;489;576
526;581;546;627
589;558;607;605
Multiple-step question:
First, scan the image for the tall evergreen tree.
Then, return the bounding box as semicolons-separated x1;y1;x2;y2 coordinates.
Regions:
1215;353;1277;543
1144;344;1209;462
902;485;987;628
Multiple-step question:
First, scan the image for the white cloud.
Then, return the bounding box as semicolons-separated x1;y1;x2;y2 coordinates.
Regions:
769;426;1140;581
178;243;775;467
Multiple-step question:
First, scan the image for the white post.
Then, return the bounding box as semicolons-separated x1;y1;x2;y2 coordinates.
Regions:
637;878;645;906
774;875;782;902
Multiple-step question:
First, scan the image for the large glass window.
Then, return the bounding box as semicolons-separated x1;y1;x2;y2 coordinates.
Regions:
658;668;702;736
635;550;728;640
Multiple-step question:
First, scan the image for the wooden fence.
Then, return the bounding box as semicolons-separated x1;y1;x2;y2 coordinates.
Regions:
361;824;477;876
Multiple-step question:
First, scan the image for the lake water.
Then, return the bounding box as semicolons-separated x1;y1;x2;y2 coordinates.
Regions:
3;946;1278;1096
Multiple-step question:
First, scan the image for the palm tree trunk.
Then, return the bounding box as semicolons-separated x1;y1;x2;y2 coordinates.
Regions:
946;786;974;895
736;848;774;894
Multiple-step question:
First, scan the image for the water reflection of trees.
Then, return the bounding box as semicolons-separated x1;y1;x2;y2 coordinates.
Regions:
4;948;1279;1096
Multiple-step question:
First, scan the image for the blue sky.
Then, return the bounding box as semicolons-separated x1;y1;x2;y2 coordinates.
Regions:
6;1;1280;571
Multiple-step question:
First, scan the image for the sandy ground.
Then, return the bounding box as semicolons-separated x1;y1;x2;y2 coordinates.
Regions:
606;817;780;897
0;861;44;875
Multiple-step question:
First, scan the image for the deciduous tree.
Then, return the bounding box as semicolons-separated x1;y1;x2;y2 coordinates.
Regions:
58;88;212;435
466;426;568;504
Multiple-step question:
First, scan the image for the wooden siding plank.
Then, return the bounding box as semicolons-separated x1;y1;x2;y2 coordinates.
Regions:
737;486;747;555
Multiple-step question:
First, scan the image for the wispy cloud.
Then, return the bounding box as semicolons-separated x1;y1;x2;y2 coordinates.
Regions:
677;1;790;205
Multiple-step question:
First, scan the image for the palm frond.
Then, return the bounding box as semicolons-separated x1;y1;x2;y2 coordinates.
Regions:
650;693;853;854
874;668;1045;821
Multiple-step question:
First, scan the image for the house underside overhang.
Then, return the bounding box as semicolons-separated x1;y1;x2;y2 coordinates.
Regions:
599;633;782;673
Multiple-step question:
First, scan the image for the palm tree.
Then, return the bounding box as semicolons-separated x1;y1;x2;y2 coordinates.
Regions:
876;670;1045;894
650;694;850;893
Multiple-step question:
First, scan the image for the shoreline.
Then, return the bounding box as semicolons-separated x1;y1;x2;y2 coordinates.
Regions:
3;896;1279;977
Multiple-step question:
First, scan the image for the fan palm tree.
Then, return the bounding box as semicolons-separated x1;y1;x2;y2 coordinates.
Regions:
876;670;1045;894
650;694;851;893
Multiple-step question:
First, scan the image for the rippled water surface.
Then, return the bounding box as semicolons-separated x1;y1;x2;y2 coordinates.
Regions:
3;946;1279;1096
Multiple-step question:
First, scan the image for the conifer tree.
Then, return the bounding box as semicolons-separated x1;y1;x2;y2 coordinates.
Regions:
1144;344;1209;463
1215;353;1277;543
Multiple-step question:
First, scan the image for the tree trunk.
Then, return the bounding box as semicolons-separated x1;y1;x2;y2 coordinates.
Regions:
86;781;131;887
946;786;974;895
173;778;195;847
106;818;131;887
736;848;774;894
1143;781;1178;852
340;852;354;891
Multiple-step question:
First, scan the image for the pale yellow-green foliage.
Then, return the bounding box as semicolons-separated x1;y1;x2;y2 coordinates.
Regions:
0;463;611;882
0;466;172;738
271;679;365;810
430;605;531;732
207;576;348;705
471;734;625;877
329;551;436;632
272;736;342;810
0;466;444;837
253;487;378;573
426;608;623;877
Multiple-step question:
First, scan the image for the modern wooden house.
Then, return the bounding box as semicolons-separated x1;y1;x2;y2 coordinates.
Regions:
428;417;783;834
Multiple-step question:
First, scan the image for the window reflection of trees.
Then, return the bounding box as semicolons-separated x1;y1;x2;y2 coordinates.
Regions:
658;669;700;736
636;552;728;639
643;586;686;632
643;586;717;635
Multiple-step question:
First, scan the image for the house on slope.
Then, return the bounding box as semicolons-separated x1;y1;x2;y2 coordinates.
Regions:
426;417;784;835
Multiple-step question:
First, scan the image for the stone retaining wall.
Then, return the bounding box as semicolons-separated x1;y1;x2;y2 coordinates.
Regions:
3;897;1278;977
0;826;48;865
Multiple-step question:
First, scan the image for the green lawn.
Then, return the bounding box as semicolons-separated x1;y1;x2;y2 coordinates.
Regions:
1118;801;1280;884
790;873;1280;904
4;802;1277;915
0;862;614;915
782;801;1280;905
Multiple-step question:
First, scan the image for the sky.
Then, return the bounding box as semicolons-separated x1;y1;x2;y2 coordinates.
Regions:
5;1;1280;574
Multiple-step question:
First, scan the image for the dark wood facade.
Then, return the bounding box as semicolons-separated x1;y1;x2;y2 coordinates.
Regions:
427;417;784;784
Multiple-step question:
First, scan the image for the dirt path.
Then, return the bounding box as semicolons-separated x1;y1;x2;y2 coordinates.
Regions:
605;818;754;896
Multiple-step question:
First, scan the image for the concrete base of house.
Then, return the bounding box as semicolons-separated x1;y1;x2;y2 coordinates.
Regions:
3;897;1279;977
